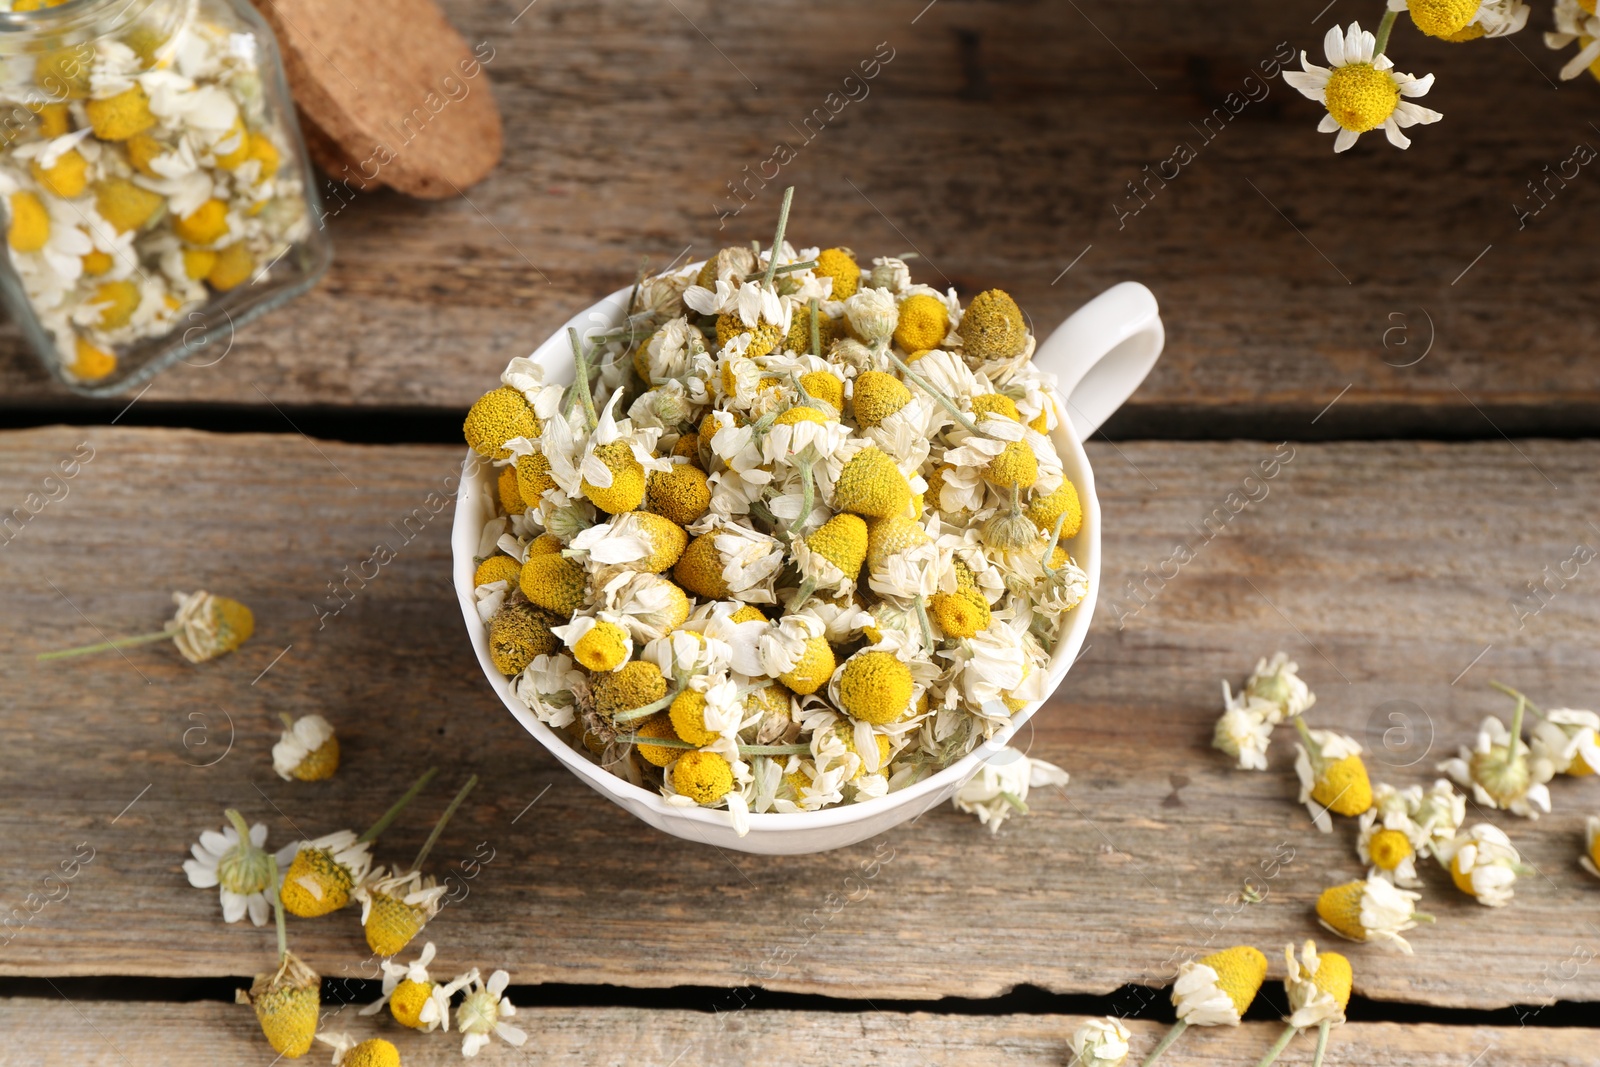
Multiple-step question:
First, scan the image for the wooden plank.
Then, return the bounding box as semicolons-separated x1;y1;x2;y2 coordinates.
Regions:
1;1;1598;432
3;427;1600;1010
2;1001;1593;1067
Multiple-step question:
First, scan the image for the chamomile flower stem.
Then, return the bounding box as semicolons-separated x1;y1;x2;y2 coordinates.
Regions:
1042;511;1069;574
36;626;178;660
1490;680;1545;718
1507;696;1527;762
809;298;822;356
1253;1023;1299;1067
792;454;816;541
745;260;817;281
1373;9;1399;55
762;186;795;288
612;692;678;723
1293;714;1317;749
786;578;818;613
273;883;288;960
410;775;478;873
224;808;254;842
1312;1020;1332;1067
357;766;440;844
912;595;936;655
881;347;982;436
567;327;599;432
1139;1019;1187;1067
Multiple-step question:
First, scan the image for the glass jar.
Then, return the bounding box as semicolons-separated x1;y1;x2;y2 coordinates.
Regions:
0;0;330;395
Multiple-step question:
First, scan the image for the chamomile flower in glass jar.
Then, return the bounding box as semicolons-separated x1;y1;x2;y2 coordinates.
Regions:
0;0;330;394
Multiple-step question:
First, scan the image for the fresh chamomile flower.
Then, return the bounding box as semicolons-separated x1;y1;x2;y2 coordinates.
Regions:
1069;1017;1130;1067
951;746;1069;833
1356;804;1425;887
456;968;529;1058
358;941;459;1031
272;714;339;782
1389;0;1529;39
314;1035;402;1067
1437;823;1529;907
1244;651;1315;723
1438;703;1554;819
1258;941;1354;1067
1582;815;1600;880
1214;680;1276;771
1293;722;1373;831
36;589;254;664
1316;874;1429;953
1282;22;1442;152
182;809;284;926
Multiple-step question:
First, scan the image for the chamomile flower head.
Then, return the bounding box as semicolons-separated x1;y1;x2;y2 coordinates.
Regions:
1529;707;1600;776
833;445;912;519
1024;477;1082;540
518;553;590;616
1294;725;1373;831
168;589;254;662
851;369;912;428
1069;1017;1131;1067
272;714;339;782
672;749;736;804
1548;0;1600;80
182;810;283;926
277;830;373;918
838;650;915;725
315;1035;402;1067
473;555;522;590
465;386;541;460
959;289;1028;362
456;968;528;1057
1316;874;1426;953
1172;945;1269;1026
239;950;320;1058
1214;681;1275;771
1390;0;1528;39
1282;940;1353;1029
952;747;1069;832
356;868;449;959
893;292;950;352
358;941;455;1031
488;600;561;677
1439;714;1554;819
1437;823;1527;907
843;286;898;344
1283;22;1442;152
590;660;669;718
795;512;869;595
1244;651;1315;723
647;462;713;526
1357;806;1424;887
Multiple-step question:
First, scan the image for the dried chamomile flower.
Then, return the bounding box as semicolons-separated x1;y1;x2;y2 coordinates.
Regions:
1356;804;1424;887
358;940;460;1032
464;386;540;460
1438;690;1554;819
1521;696;1600;777
1258;941;1353;1067
1583;816;1600;881
1390;0;1528;40
951;746;1068;833
1244;651;1315;723
1437;823;1529;907
273;714;339;782
1069;1017;1130;1067
1293;722;1373;831
1282;22;1441;153
237;895;319;1059
1214;680;1275;771
488;600;561;676
959;289;1027;361
456;968;529;1057
1548;0;1600;80
314;1035;402;1067
37;589;254;664
1144;946;1268;1065
183;809;283;926
1316;874;1430;953
356;776;478;957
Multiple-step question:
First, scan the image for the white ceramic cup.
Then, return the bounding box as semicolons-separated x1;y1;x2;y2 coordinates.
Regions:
451;279;1164;855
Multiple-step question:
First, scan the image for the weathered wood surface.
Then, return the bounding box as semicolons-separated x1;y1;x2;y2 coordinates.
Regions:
3;427;1600;1010
2;1002;1590;1067
1;1;1598;434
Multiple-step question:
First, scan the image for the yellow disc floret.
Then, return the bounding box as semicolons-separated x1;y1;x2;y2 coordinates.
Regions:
961;289;1027;361
929;589;990;638
1025;478;1082;538
68;336;117;381
82;249;113;276
30;148;87;199
206;242;254;290
291;734;340;782
89;280;140;330
838;651;914;725
279;846;355;917
1368;828;1413;872
1316;881;1369;941
474;555;522;588
488;601;560;676
673;533;730;599
892;293;949;352
248;959;320;1059
572;620;631;672
464;386;540;461
850;370;911;428
527;532;563;556
625;511;688;572
581;440;647;514
363;891;426;957
514;450;555;503
1323;63;1400;133
7;192;48;252
799;370;845;411
673;750;734;804
1406;0;1481;37
342;1038;401;1067
806;512;869;580
985;440;1038;490
1201;946;1269;1017
125;133;165;177
94;178;165;233
970;393;1019;421
834;446;911;519
865;515;930;572
668;689;716;746
1311;754;1373;817
181;247;216;280
497;465;526;515
633;714;681;767
35;102;71;138
86;85;157;141
715;313;783;359
730;605;768;624
591;660;668;716
779;635;836;695
814;247;860;300
172;198;229;245
647;463;712;525
786;308;838;355
518;553;588;616
1312;952;1354;1010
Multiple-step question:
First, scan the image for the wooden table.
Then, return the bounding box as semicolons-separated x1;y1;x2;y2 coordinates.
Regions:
4;2;1599;1064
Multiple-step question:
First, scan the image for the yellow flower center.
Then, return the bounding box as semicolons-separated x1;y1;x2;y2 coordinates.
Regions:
961;289;1027;361
633;713;681;768
389;980;434;1029
668;689;716;746
892;293;950;353
345;1038;402;1067
292;735;341;782
833;447;911;519
851;370;912;428
1316;881;1369;941
364;892;426;958
838;650;914;725
807;513;870;578
673;533;732;600
463;385;540;460
280;847;355;917
1200;945;1268;1016
813;247;860;300
672;749;735;804
985;440;1039;490
1311;754;1373;817
1408;0;1481;37
1568;744;1596;777
572;621;631;673
1323;63;1400;134
1312;951;1354;1010
1025;478;1083;538
251;976;319;1058
1367;828;1413;871
518;553;588;616
778;636;836;696
1449;853;1478;897
582;441;647;515
646;464;712;526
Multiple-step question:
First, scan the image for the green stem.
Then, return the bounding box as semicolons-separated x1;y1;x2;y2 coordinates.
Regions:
786;577;818;614
567;327;599;431
791;454;815;540
1507;695;1527;763
880;346;981;436
273;882;288;960
1139;1019;1187;1067
1373;9;1399;55
745;260;816;281
1042;511;1069;574
616;735;809;756
1490;680;1545;718
278;712;296;731
1312;1020;1332;1067
762;186;795;288
224;808;254;843
612;692;678;723
808;298;822;357
1253;1023;1299;1067
913;595;936;655
410;775;478;872
36;626;178;661
358;767;439;844
1293;714;1317;749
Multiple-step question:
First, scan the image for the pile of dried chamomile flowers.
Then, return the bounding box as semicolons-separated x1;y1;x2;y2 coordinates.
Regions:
465;188;1089;835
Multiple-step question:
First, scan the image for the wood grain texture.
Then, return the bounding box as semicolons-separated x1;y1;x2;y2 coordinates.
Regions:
0;1;1597;433
3;428;1600;1010
1;1001;1590;1067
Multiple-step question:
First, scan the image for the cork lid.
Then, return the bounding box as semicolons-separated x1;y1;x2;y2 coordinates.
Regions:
248;0;503;199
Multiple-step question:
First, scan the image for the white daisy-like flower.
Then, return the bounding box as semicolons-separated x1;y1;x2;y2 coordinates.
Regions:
513;653;582;729
182;810;283;926
709;521;786;603
1069;1016;1131;1067
357;941;462;1031
273;829;374;914
271;713;338;781
1388;0;1529;39
1317;873;1426;954
1582;816;1600;880
951;746;1068;833
1171;955;1255;1027
757;611;829;678
455;969;529;1058
1437;823;1526;907
1282;22;1442;152
1213;681;1275;771
1529;707;1600;777
1356;805;1423;887
843;286;899;344
597;570;691;643
1439;715;1554;819
1293;728;1369;833
1243;651;1315;723
167;590;254;663
1547;0;1600;80
1282;940;1350;1030
1409;778;1466;856
867;256;913;294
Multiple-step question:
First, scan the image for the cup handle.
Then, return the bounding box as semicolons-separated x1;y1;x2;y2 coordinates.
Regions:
1030;281;1164;437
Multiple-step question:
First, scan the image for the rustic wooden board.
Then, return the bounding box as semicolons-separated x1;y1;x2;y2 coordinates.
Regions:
3;1000;1591;1067
0;1;1598;433
3;427;1600;1010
